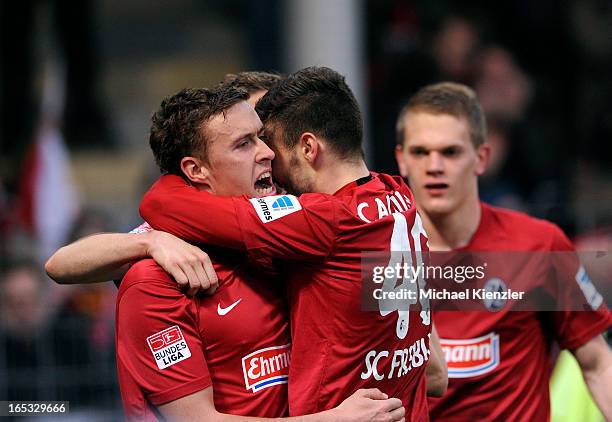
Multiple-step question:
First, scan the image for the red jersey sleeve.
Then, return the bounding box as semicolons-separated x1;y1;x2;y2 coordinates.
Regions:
545;225;612;350
140;174;337;260
116;260;211;416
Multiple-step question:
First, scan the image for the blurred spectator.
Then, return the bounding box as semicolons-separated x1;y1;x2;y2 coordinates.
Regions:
0;261;54;401
473;46;533;211
432;16;480;84
474;46;532;123
570;0;612;165
0;237;118;411
0;262;48;339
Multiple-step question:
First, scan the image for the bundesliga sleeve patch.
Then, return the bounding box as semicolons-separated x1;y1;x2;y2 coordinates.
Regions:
147;326;192;370
249;195;302;223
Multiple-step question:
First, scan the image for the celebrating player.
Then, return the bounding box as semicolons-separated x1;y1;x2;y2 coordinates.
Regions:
48;83;407;421
394;82;612;420
45;71;282;294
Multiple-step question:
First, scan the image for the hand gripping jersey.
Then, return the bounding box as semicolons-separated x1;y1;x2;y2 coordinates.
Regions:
116;251;290;421
428;203;612;421
140;173;432;420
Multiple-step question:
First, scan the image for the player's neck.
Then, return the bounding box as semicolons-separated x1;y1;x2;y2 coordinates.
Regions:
192;182;210;192
315;159;370;195
421;198;481;251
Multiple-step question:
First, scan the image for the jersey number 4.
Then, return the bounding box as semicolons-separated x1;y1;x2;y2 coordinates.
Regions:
378;212;430;339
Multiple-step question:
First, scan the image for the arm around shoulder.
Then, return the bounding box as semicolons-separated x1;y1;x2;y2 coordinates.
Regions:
45;232;150;284
45;230;218;295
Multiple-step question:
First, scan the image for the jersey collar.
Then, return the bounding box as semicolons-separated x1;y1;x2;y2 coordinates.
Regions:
333;173;374;196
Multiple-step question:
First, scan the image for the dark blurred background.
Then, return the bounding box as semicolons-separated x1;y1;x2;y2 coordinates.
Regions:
0;0;610;419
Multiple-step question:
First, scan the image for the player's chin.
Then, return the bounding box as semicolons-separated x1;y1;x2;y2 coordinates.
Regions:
425;200;454;216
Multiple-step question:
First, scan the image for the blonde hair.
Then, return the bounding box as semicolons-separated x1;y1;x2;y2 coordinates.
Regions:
396;82;486;147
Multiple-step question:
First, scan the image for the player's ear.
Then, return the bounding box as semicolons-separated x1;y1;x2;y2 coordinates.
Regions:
475;143;491;176
395;144;408;178
299;132;319;164
180;156;212;189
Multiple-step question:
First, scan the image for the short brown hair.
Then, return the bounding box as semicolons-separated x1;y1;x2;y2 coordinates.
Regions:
149;86;248;175
219;71;283;95
396;82;486;147
256;66;364;160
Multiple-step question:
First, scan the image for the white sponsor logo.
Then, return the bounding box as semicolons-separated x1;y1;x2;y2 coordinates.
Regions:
217;298;242;316
250;195;302;223
147;326;192;370
242;344;291;392
440;332;500;378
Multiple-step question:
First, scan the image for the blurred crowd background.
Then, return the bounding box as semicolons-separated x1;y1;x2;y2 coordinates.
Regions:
0;0;610;419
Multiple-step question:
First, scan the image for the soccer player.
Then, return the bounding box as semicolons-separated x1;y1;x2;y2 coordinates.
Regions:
138;67;434;419
225;71;445;401
45;70;284;295
48;85;406;421
394;82;612;420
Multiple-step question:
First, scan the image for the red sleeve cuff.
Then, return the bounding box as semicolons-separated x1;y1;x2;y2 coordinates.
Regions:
148;375;212;406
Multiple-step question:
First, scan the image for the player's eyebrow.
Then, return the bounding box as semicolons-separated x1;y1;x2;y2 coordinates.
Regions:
408;145;428;152
230;123;264;144
230;130;251;142
408;141;464;151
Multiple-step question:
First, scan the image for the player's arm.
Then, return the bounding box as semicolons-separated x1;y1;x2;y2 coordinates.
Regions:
572;334;612;419
45;230;217;295
140;174;337;260
118;274;217;421
545;223;612;418
159;386;405;422
425;325;448;397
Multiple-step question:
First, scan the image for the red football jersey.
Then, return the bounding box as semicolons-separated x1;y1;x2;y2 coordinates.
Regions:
116;254;290;421
140;173;432;420
428;203;612;421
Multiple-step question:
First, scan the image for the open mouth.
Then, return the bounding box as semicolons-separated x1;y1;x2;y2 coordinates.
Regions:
424;183;449;195
254;171;276;196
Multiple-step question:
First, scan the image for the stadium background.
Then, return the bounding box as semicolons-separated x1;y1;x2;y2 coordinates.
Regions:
0;0;610;420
